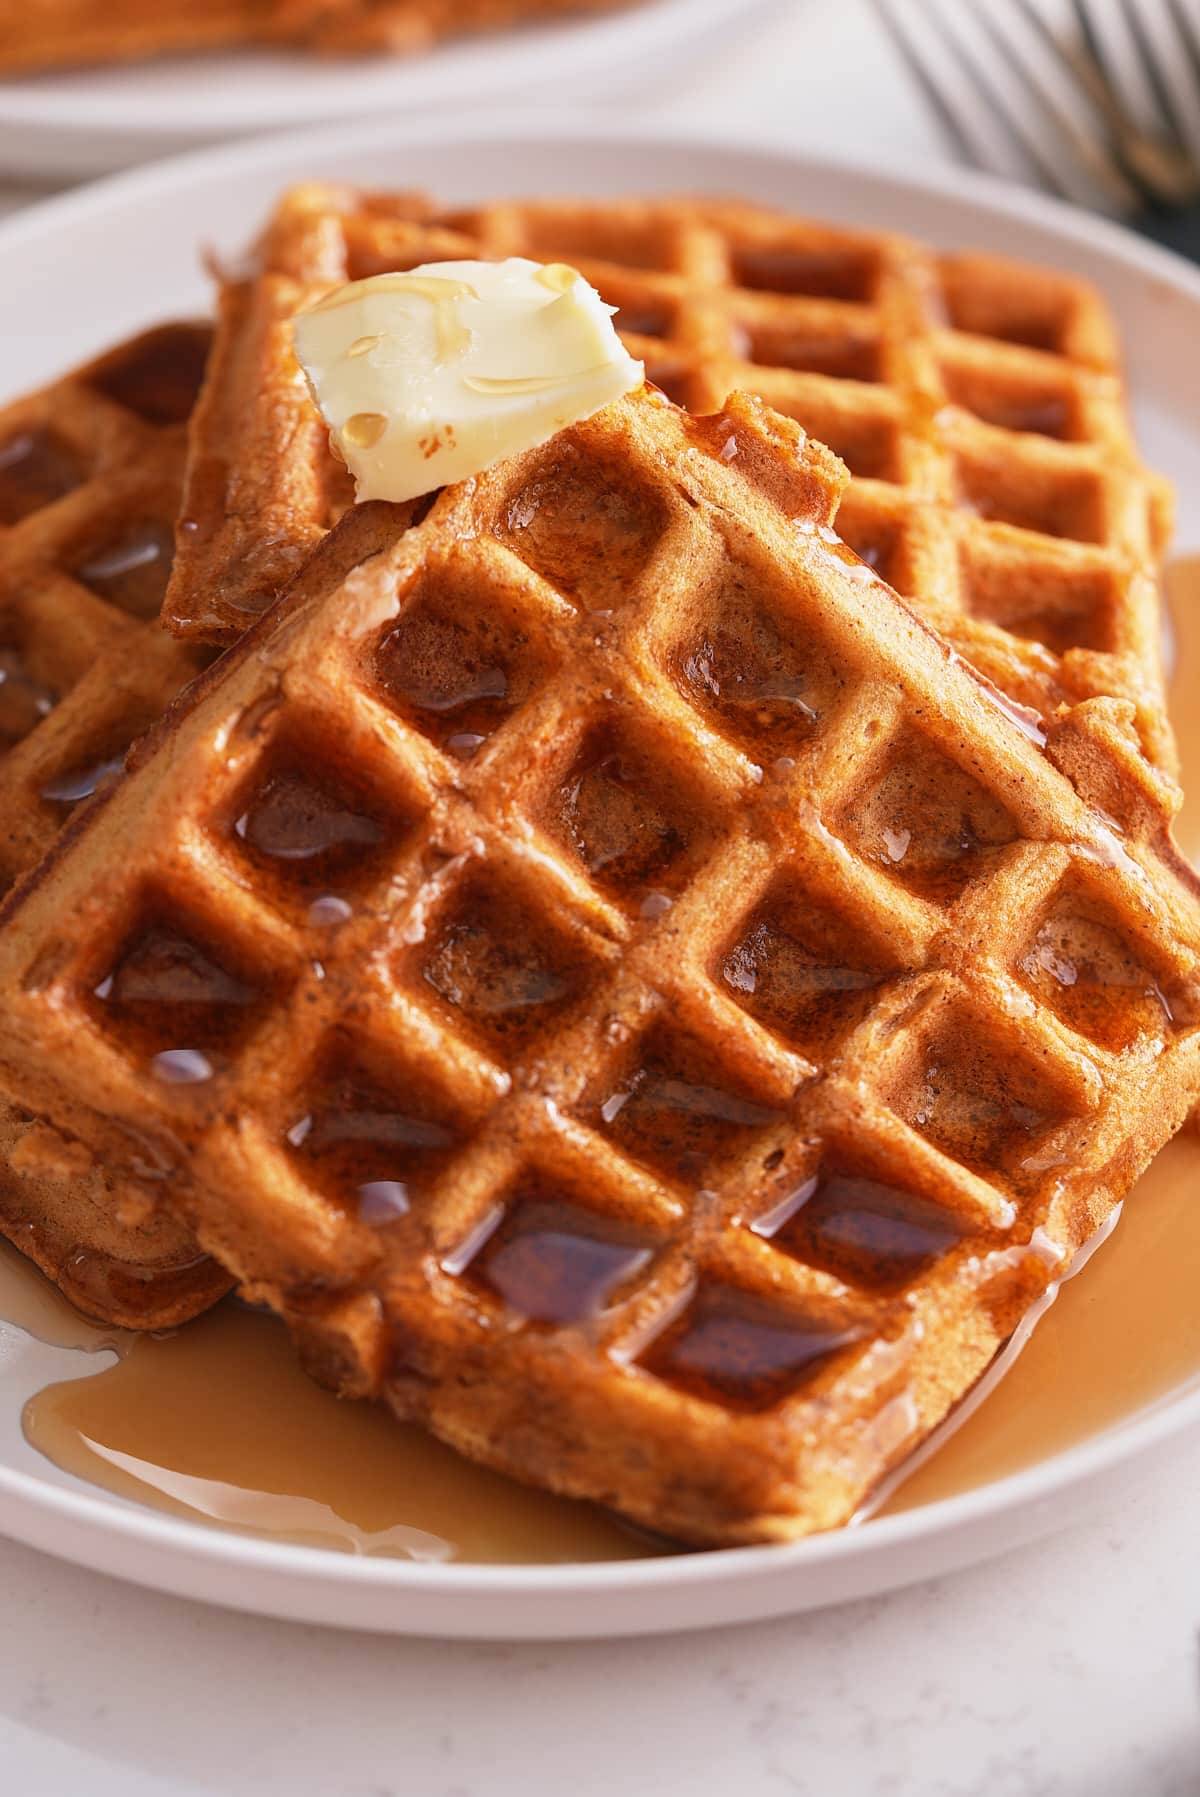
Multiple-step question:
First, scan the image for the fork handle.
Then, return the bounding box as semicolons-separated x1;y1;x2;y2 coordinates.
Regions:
1135;206;1200;264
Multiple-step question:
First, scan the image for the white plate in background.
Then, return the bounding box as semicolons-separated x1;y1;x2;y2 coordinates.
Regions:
0;0;776;177
1;118;1199;1638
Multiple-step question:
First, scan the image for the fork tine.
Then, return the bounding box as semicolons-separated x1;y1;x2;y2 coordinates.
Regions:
1070;0;1119;94
1153;0;1200;164
869;0;993;170
873;0;1079;198
979;1;1141;212
877;0;1198;217
1019;0;1146;129
931;1;1101;203
1121;0;1190;144
1020;1;1109;100
1166;0;1200;79
1020;0;1199;206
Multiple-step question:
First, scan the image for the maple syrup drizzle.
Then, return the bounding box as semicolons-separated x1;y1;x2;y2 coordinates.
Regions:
879;1133;1200;1512
284;1065;462;1224
0;1238;122;1354
11;1283;647;1564
720;902;888;1057
85;326;211;428
845;728;1019;903
374;603;517;758
3;556;1200;1557
559;743;688;894
234;766;386;881
675;600;838;757
0;428;81;525
419;883;596;1052
637;1283;865;1412
41;752;126;808
0;646;57;750
460;1189;657;1326
597;1050;782;1182
882;551;1200;1512
74;522;175;621
91;915;269;1086
752;1168;964;1294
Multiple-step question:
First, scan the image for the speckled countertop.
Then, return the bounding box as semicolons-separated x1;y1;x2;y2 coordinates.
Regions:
3;1440;1198;1796
1;4;1199;1791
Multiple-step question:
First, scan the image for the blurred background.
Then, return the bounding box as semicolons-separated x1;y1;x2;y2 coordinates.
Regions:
3;0;1198;253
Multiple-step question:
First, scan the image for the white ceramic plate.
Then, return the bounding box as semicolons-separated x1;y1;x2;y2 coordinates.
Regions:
0;0;773;178
3;119;1200;1640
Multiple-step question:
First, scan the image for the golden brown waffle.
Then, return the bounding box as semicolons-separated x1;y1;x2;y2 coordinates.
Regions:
0;325;230;1327
305;0;630;52
165;186;1175;776
0;0;329;74
0;1107;224;1330
0;0;628;75
5;388;1199;1542
0;324;215;895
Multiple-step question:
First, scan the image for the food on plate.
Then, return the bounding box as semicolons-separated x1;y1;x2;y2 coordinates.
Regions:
0;0;632;76
0;184;1192;1545
0;325;228;1326
167;187;1175;786
1;372;1198;1542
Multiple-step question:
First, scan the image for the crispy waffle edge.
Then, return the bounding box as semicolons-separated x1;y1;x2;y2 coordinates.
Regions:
0;387;1198;1538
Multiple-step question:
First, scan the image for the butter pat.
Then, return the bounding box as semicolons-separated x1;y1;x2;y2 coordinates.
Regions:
293;258;644;504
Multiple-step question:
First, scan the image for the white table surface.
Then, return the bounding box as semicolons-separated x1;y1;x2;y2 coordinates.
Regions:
2;5;1200;1792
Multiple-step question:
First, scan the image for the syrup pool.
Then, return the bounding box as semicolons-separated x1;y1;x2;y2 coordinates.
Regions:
5;557;1200;1560
8;1259;652;1564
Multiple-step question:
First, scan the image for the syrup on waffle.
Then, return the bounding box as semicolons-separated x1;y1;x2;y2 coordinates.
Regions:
0;325;230;1327
5;388;1199;1542
0;322;213;892
0;0;629;75
165;187;1175;779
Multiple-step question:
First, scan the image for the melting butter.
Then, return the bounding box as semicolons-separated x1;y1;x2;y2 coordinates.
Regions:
294;259;643;506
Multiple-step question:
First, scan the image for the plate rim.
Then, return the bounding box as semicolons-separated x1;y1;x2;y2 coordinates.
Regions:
0;1355;1196;1596
2;114;1199;1632
5;105;1200;304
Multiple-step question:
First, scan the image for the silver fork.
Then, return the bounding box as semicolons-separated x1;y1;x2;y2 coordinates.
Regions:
872;0;1200;220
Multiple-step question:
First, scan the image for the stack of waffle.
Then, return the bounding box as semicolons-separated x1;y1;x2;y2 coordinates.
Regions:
0;187;1194;1545
175;188;1177;767
0;0;632;76
0;325;229;1326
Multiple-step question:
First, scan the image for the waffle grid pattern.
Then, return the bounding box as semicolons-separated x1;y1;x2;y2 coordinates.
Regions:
166;187;1175;775
0;323;229;1328
0;324;214;896
6;392;1199;1539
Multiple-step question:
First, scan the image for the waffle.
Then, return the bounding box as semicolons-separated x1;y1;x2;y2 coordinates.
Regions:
165;187;1176;778
0;0;629;75
0;324;230;1327
305;0;630;53
4;387;1199;1543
